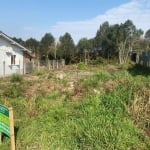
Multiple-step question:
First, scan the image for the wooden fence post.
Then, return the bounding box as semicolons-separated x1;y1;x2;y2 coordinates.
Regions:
62;59;65;67
56;60;58;69
38;61;40;72
52;60;55;69
48;60;52;70
9;107;15;150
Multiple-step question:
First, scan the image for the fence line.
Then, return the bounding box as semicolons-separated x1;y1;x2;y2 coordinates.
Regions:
138;51;150;67
37;59;65;71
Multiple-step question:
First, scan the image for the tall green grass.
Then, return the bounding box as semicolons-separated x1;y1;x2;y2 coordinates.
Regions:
0;64;150;149
14;87;150;149
10;73;23;82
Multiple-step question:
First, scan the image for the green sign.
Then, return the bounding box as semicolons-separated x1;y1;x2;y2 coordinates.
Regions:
0;104;10;136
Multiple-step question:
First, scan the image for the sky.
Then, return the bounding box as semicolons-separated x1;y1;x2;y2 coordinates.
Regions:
0;0;150;44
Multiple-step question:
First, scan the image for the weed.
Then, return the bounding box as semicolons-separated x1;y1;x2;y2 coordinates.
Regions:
46;91;61;100
77;62;87;70
10;73;23;82
32;68;46;76
0;64;150;149
3;84;23;98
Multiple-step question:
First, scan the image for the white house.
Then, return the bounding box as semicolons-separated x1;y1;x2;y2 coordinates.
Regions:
0;31;34;76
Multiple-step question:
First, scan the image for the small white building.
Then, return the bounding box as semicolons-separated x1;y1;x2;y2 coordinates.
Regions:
0;31;34;76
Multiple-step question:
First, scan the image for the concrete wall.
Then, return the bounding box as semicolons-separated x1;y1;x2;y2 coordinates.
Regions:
0;37;24;76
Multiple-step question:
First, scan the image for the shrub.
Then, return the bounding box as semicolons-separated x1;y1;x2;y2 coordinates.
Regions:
10;73;23;82
77;62;87;70
82;70;111;89
3;84;23;98
32;68;46;76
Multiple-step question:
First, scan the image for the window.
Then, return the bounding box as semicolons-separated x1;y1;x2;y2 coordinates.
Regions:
11;55;16;65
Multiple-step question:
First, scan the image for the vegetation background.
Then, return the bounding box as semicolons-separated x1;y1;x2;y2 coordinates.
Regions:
0;62;150;150
0;17;150;150
12;19;150;65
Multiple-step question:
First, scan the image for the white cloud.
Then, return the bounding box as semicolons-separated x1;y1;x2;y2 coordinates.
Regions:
50;0;150;44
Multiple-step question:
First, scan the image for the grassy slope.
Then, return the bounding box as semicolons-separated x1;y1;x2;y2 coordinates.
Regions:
0;64;150;150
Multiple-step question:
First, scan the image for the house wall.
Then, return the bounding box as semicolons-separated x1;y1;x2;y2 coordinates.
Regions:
0;37;24;76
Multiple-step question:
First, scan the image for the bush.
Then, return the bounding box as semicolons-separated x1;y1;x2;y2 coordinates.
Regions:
82;70;111;88
3;84;23;98
32;68;46;76
88;57;107;65
77;62;87;70
10;73;23;82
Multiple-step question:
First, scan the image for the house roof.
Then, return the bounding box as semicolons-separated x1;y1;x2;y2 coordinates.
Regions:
0;31;32;56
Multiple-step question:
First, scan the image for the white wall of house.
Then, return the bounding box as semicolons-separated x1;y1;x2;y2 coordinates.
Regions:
0;37;24;76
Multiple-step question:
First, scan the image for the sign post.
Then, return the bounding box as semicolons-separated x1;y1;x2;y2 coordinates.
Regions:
9;107;15;150
0;104;15;150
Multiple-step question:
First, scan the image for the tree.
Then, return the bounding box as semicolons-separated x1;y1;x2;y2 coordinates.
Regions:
145;29;150;40
117;20;143;64
12;37;25;46
95;21;109;51
58;33;75;64
25;38;39;57
144;29;150;50
49;42;57;59
94;20;143;64
77;38;92;62
95;21;118;60
39;33;55;59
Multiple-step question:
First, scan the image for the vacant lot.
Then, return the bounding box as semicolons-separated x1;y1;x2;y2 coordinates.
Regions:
0;64;150;150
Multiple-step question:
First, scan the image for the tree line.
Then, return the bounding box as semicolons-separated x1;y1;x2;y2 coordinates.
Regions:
13;19;150;64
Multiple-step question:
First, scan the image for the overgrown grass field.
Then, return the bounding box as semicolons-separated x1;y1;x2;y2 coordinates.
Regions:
0;64;150;149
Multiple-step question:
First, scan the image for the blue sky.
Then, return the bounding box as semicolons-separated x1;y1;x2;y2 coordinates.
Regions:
0;0;150;43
